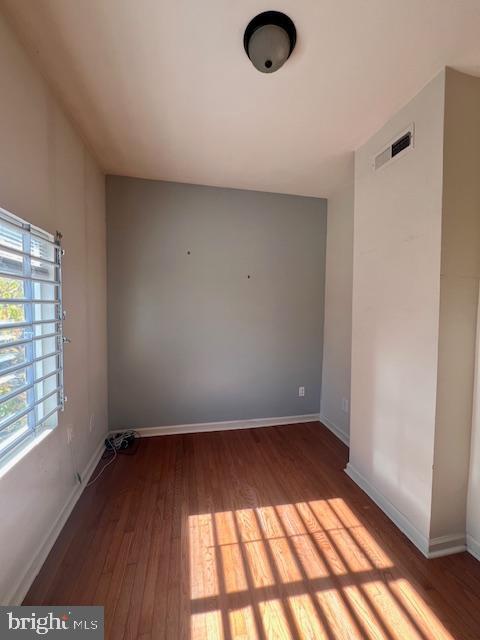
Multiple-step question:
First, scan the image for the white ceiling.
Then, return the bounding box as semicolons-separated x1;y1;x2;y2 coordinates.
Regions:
3;0;480;198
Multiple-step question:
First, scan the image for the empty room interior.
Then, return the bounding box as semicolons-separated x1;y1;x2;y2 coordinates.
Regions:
1;1;480;638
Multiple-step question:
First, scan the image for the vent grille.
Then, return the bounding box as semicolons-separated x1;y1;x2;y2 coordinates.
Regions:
391;132;411;157
374;147;391;171
373;124;414;171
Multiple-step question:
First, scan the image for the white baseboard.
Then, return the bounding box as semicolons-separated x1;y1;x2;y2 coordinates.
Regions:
319;415;349;446
345;463;471;559
7;436;106;605
345;462;430;557
467;534;480;562
428;534;466;558
123;413;321;438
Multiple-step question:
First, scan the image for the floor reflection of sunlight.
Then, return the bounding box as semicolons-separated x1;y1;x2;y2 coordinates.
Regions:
259;599;291;638
256;506;284;538
342;584;390;639
236;509;262;541
327;498;393;569
276;504;307;536
243;539;276;588
269;536;302;584
188;499;455;640
229;606;258;640
289;533;329;579
288;594;327;638
189;513;218;599
220;542;247;593
390;579;455;640
215;511;239;545
316;587;363;638
361;580;420;638
191;610;223;640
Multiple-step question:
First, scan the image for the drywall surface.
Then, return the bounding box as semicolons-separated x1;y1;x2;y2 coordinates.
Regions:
107;177;326;428
0;11;107;603
320;170;354;442
350;71;445;539
431;70;480;539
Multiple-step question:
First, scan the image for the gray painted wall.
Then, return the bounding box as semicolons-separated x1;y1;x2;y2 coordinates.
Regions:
107;177;327;428
320;172;354;442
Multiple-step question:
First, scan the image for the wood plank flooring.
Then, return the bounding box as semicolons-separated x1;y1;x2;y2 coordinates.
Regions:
25;423;480;639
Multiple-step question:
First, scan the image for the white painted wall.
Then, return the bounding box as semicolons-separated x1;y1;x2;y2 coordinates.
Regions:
321;167;354;444
431;70;480;541
349;72;445;542
0;11;107;603
450;70;480;559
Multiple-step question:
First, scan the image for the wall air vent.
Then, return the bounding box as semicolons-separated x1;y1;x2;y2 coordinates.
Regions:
373;124;414;171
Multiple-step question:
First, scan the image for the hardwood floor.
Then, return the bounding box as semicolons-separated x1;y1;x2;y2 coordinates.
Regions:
25;423;480;639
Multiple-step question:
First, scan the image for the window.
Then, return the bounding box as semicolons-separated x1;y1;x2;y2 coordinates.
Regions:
0;207;64;466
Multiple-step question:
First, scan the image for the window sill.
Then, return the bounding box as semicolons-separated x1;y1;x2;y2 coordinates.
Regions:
0;428;54;480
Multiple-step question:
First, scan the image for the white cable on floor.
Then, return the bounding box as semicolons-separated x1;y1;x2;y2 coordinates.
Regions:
86;430;137;487
86;446;117;487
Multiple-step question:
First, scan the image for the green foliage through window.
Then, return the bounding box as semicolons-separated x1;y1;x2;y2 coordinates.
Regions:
0;276;28;439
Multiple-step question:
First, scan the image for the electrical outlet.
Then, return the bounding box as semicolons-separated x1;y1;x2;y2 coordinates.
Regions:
341;398;349;413
89;414;95;432
298;386;305;397
66;426;74;444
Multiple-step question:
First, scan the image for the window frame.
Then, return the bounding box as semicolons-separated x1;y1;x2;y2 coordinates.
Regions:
0;206;64;467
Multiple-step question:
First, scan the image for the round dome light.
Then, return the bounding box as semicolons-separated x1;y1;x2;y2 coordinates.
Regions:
244;11;296;74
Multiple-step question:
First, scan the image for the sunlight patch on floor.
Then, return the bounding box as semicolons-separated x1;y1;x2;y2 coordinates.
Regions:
188;499;455;639
243;540;276;588
258;599;291;639
191;610;224;640
220;542;248;593
189;512;218;599
288;593;327;639
229;606;258;640
390;578;455;640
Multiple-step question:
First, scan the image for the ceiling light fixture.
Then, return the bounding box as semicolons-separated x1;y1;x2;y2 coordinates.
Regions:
244;11;296;74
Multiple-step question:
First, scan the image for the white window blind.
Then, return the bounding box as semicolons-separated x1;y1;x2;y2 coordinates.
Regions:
0;207;64;465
